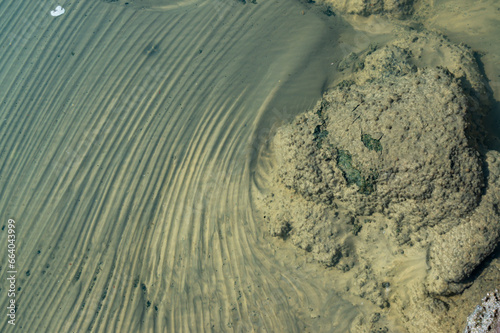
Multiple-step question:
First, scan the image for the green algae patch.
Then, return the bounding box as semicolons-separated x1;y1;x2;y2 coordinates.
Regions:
336;149;361;185
361;134;382;152
336;149;378;194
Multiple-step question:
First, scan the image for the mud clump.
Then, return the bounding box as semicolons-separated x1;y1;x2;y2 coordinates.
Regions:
277;68;484;231
257;31;500;331
267;65;490;264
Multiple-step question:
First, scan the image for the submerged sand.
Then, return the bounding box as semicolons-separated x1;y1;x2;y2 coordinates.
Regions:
0;0;498;332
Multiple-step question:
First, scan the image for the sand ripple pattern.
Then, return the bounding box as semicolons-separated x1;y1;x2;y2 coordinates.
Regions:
0;0;354;331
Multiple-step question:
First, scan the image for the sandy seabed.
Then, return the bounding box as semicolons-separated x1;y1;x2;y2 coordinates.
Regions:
0;0;498;332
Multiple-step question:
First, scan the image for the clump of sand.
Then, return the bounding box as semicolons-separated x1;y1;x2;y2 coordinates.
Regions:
256;31;500;332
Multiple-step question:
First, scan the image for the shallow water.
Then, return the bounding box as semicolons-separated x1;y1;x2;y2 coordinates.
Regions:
0;0;498;331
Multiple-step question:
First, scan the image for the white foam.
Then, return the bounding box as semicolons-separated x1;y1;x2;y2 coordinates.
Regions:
50;6;65;17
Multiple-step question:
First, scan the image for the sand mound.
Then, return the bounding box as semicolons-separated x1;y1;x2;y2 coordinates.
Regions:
263;65;500;282
256;31;500;331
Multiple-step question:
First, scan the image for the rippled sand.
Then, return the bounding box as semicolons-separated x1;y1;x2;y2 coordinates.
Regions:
0;0;498;331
